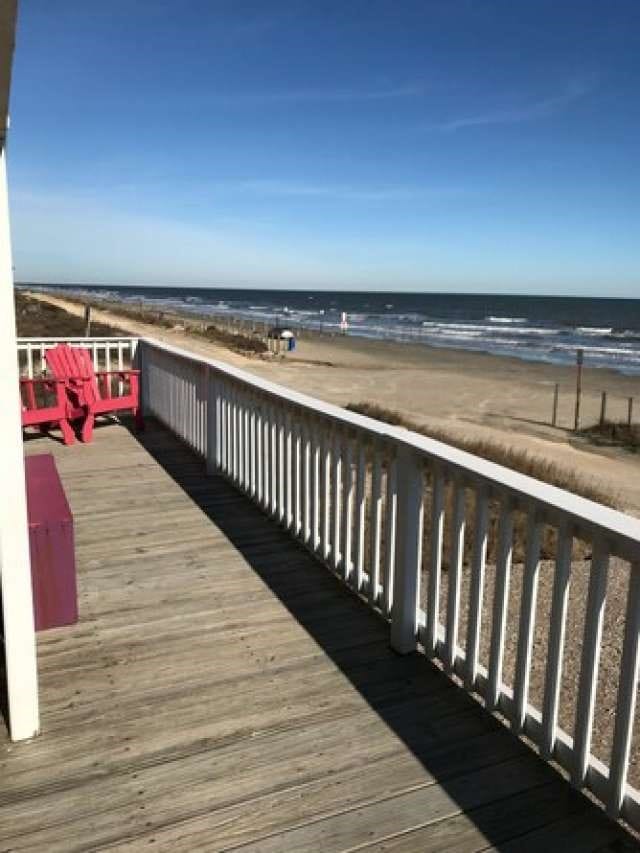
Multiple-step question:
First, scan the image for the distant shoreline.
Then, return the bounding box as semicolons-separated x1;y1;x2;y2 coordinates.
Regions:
19;283;640;377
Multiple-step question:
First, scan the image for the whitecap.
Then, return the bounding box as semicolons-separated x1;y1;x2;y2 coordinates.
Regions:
576;326;613;336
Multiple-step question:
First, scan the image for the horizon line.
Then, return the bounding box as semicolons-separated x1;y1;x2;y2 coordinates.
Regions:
14;281;640;301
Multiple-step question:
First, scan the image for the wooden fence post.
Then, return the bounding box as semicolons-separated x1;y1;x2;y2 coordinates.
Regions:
628;397;634;428
552;383;559;427
574;349;584;432
600;391;607;427
390;446;424;654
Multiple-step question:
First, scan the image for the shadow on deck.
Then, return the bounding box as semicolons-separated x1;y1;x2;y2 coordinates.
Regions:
0;420;636;851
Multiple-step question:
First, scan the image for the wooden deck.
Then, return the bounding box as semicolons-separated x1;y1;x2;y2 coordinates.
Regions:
1;421;636;851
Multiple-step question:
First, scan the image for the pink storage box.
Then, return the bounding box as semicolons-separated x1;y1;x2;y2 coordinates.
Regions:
24;454;78;631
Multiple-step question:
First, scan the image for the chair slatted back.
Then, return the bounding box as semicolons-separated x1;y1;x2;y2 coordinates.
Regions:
45;344;97;406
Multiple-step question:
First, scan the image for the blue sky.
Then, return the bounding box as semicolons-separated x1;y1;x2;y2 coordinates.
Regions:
7;0;640;294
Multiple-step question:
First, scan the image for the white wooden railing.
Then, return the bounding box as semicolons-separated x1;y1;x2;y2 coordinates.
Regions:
17;336;138;379
38;333;640;827
138;336;640;826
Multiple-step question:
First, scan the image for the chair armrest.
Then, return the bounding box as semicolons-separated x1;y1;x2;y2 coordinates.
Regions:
20;376;64;386
94;369;140;376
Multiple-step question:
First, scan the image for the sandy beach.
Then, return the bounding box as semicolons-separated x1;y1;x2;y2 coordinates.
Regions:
22;288;640;516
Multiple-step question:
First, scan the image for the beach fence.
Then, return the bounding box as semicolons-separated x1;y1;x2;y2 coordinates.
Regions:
138;334;640;828
549;349;637;433
551;383;636;432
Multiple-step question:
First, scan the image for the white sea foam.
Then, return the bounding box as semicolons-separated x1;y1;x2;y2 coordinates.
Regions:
422;321;559;336
576;326;613;336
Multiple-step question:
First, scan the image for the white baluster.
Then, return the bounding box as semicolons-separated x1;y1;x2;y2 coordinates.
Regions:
321;428;331;560
354;441;367;592
368;448;383;606
262;403;270;509
285;411;293;530
206;369;217;475
445;478;466;671
425;465;445;658
383;456;398;615
331;431;342;572
236;390;244;487
302;421;312;545
232;388;239;484
118;340;124;396
292;419;301;535
341;436;354;580
244;399;251;492
573;540;610;787
512;508;543;732
486;496;514;711
255;402;263;504
465;486;489;689
311;423;321;552
277;411;285;522
249;400;257;498
270;405;278;517
220;390;229;476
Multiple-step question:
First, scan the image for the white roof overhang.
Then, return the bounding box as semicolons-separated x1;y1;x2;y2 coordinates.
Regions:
0;0;18;148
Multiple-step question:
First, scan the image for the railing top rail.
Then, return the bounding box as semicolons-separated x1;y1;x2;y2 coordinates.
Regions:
142;336;640;560
17;336;139;343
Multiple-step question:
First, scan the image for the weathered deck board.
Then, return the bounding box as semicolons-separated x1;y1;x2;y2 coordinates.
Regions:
0;422;635;851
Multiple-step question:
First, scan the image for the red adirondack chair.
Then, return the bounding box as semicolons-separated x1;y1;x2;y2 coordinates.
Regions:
21;376;75;445
45;344;143;443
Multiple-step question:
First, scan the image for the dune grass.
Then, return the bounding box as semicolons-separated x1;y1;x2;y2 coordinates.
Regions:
581;420;640;452
347;401;619;564
347;401;615;508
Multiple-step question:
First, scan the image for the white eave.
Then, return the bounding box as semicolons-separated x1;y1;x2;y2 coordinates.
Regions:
0;0;18;147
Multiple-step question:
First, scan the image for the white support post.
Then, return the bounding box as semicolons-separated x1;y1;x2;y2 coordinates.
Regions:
390;447;424;654
0;145;40;741
137;339;151;416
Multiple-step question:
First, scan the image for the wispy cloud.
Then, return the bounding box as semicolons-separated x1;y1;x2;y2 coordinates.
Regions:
234;179;464;202
431;80;594;132
201;84;425;106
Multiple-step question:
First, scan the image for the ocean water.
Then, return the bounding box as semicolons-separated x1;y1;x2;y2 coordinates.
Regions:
29;284;640;375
